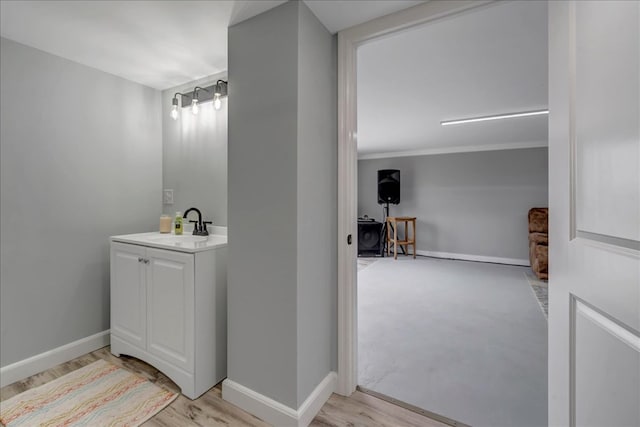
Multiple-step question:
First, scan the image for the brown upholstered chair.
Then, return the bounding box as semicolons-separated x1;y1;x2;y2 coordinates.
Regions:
528;208;548;280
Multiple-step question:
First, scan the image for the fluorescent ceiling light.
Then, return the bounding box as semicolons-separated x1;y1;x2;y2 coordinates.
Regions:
441;109;549;126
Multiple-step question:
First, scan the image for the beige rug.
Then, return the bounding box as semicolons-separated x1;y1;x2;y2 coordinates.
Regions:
0;359;177;427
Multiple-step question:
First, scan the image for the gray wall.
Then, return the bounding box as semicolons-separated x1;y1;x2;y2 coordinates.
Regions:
228;0;337;410
0;37;162;367
358;148;548;262
228;1;300;408
296;2;337;407
162;73;228;225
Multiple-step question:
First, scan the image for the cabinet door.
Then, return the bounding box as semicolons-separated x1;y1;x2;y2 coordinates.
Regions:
111;242;147;348
146;248;194;372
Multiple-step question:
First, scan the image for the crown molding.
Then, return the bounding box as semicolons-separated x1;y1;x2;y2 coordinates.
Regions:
357;141;548;160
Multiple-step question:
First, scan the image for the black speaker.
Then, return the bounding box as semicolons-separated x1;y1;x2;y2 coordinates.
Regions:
358;220;383;256
377;169;400;205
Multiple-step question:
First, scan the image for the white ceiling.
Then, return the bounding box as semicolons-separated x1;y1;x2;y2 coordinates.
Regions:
0;0;424;90
305;0;424;34
357;1;548;157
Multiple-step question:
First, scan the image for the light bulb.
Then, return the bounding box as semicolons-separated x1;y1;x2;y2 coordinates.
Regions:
214;94;221;110
170;104;178;120
191;98;199;115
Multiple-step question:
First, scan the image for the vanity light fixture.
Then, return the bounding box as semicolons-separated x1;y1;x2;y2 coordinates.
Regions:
169;81;228;119
213;80;228;111
440;109;549;126
191;86;209;115
170;92;186;120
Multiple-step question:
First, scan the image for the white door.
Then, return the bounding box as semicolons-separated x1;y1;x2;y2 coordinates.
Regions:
146;247;194;372
549;2;640;426
110;242;147;348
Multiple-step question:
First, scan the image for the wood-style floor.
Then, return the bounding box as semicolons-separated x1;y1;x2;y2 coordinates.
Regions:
0;346;446;426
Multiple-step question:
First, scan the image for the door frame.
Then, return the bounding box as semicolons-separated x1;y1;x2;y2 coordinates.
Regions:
336;0;496;396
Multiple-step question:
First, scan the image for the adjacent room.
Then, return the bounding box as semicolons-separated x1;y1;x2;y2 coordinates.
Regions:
355;2;549;427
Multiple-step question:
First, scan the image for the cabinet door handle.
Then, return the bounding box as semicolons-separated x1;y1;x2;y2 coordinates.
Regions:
144;259;150;264
138;257;144;263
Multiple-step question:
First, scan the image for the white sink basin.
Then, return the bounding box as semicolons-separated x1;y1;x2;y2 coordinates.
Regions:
147;235;208;244
112;231;227;253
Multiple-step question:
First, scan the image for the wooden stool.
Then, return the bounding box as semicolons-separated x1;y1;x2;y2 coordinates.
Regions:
386;216;416;259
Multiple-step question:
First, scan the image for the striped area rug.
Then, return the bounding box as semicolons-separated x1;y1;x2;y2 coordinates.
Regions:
0;359;178;426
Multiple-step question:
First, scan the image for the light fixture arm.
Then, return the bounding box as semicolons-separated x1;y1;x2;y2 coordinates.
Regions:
172;92;187;107
214;80;228;94
193;86;209;100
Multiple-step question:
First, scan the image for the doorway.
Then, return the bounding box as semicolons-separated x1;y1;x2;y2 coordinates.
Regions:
338;2;549;426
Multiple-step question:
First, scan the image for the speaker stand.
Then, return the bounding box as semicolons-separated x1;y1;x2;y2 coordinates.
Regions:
380;202;406;257
380;203;389;257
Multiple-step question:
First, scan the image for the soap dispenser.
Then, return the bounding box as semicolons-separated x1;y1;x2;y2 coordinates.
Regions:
174;211;183;235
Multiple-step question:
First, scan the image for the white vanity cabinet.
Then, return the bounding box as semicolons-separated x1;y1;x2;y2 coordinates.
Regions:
110;234;227;400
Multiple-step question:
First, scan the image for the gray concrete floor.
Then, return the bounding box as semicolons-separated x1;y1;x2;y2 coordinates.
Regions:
357;256;547;427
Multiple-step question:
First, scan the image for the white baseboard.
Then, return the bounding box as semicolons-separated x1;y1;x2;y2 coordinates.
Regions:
0;330;110;387
297;372;337;427
416;250;529;266
222;371;337;427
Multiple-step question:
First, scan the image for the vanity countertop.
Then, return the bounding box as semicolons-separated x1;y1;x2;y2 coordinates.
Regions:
111;231;227;253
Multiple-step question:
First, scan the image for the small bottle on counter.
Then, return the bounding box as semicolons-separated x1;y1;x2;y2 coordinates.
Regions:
174;212;183;235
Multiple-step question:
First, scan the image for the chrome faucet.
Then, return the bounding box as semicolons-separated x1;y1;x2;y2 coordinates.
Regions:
183;207;211;236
